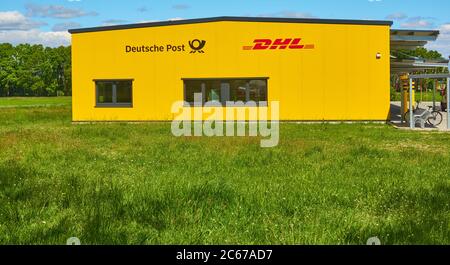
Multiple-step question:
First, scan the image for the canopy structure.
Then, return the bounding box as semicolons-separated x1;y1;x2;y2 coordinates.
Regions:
390;29;450;130
390;29;449;74
407;74;450;130
391;57;449;74
391;29;439;50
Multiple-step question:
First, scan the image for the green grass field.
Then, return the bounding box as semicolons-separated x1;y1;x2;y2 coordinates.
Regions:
0;97;71;108
391;90;444;102
0;97;449;245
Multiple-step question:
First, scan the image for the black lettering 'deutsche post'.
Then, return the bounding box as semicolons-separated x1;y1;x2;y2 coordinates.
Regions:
125;44;187;53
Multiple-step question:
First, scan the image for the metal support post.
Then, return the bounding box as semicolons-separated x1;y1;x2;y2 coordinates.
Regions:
410;78;414;129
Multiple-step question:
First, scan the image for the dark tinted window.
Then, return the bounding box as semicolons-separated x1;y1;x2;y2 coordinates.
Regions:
229;80;248;102
184;80;203;104
116;81;132;103
96;80;132;107
97;82;113;103
183;79;267;106
248;80;267;102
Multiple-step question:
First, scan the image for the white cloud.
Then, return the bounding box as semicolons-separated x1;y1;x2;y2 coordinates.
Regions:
0;10;68;47
427;23;450;58
0;11;45;30
401;19;433;28
52;22;81;31
167;17;184;21
0;29;70;47
386;12;407;20
401;17;435;28
102;19;128;26
26;3;97;19
259;11;315;18
137;20;157;23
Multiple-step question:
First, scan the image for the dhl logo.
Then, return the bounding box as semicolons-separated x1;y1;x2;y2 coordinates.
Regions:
243;38;315;50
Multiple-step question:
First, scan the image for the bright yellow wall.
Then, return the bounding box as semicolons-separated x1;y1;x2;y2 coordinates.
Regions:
71;21;390;121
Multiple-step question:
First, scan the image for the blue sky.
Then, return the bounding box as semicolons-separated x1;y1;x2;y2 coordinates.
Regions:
0;0;449;56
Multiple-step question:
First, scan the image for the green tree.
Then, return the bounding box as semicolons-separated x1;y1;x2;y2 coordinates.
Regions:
393;47;443;60
0;43;72;97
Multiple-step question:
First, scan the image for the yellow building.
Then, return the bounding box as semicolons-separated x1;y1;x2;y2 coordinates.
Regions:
69;16;392;121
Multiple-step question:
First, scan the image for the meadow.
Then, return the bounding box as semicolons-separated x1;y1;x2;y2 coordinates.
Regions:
0;97;449;244
0;97;71;108
391;90;444;102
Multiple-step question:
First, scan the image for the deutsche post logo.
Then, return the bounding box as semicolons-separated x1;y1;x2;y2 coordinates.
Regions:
243;38;314;50
189;39;206;53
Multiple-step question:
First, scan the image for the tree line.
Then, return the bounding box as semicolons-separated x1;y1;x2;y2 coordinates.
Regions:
0;43;71;97
392;47;444;61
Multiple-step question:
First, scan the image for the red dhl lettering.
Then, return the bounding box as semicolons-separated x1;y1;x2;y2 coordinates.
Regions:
243;38;315;50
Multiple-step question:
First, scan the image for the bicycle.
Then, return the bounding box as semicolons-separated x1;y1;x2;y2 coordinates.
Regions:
427;105;443;126
402;101;443;127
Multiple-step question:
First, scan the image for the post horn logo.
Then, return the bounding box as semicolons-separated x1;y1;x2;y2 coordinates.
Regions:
189;39;206;53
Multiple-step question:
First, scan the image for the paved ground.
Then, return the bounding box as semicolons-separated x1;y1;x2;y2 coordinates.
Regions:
390;101;449;131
